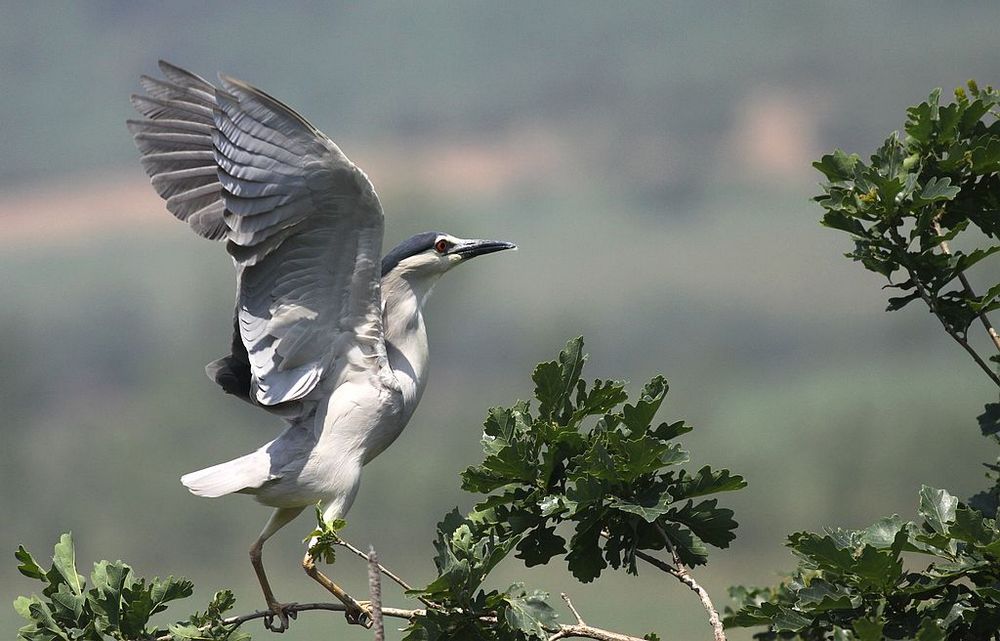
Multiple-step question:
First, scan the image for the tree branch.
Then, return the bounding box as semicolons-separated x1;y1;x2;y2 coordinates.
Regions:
368;546;385;641
335;533;438;609
933;219;1000;354
888;225;1000;387
152;600;655;641
909;270;1000;386
598;529;725;641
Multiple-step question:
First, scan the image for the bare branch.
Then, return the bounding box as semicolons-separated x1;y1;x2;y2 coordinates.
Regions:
548;623;653;641
650;526;726;641
368;546;385;641
547;593;651;641
336;533;438;609
561;592;587;626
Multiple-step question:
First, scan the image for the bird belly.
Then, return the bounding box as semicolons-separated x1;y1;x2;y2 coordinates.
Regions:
250;377;403;516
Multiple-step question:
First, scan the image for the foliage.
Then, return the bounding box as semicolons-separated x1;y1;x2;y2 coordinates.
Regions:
725;486;1000;640
401;336;746;640
812;82;999;342
304;505;347;565
13;533;245;641
15;338;744;641
727;82;1000;640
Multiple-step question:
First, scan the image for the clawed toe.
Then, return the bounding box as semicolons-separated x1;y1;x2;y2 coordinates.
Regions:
263;602;297;633
345;600;373;628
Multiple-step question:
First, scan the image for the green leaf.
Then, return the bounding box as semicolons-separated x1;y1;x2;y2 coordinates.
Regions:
15;545;46;581
796;579;861;612
953;245;1000;273
950;505;996;546
771;607;812;632
916;619;945;641
787;532;855;572
515;527;566;567
853;618;884;641
51;533;83;596
917;176;961;202
814;149;860;181
861;515;907;548
669;499;739;549
566;519;606;583
621;375;668;436
90;560;131;632
13;595;35;620
672;466;747;499
503;586;558;639
979;403;1000;437
609;496;671;523
49;583;85;622
853;545;903;590
919;485;958;535
573;378;628;420
534;337;586;421
822;210;867;236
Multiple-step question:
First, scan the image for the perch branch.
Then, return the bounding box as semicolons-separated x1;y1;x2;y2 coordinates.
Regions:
152;601;655;641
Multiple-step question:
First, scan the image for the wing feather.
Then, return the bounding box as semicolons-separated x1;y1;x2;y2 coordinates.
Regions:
129;61;389;410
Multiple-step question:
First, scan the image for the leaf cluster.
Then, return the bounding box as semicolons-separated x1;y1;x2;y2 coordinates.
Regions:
726;487;1000;640
304;505;347;565
14;533;244;641
814;82;1000;339
403;337;746;640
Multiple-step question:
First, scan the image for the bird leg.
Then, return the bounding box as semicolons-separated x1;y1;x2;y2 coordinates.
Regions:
302;551;373;628
250;507;305;633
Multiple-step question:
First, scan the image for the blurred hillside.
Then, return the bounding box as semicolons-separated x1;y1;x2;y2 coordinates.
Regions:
2;3;999;640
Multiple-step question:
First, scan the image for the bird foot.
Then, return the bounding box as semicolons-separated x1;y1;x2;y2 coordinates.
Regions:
263;602;298;633
345;600;373;628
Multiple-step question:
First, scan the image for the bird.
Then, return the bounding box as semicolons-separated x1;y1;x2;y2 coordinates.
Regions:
127;61;516;632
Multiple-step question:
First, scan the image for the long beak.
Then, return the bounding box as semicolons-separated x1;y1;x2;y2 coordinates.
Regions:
453;239;518;259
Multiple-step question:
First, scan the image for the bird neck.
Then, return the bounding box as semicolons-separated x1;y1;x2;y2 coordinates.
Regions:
380;270;440;415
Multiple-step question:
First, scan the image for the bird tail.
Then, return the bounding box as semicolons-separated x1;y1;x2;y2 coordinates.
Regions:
180;450;273;498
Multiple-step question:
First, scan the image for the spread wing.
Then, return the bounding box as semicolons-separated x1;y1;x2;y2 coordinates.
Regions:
129;61;387;407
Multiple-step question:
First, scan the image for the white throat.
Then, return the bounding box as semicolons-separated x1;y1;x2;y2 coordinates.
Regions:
380;269;442;419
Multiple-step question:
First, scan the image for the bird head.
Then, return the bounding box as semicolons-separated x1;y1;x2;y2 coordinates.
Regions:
381;232;517;279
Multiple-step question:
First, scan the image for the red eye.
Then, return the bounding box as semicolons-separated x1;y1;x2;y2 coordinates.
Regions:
434;239;450;253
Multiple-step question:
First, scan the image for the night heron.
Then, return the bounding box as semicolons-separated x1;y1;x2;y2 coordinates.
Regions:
128;61;516;631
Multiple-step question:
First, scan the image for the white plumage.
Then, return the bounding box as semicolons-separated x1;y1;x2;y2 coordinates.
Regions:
129;61;515;631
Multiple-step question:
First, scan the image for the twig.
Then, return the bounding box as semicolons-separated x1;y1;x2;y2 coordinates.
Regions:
561;593;587;626
336;533;438;609
888;225;1000;387
547;593;652;641
548;623;652;641
595;529;724;639
368;546;385;641
933;219;1000;354
659;532;725;641
910;271;1000;386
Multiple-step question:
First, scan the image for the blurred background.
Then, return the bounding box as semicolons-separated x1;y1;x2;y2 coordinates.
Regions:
2;2;999;639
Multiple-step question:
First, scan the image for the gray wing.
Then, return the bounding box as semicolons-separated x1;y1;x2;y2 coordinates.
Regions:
130;61;388;407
